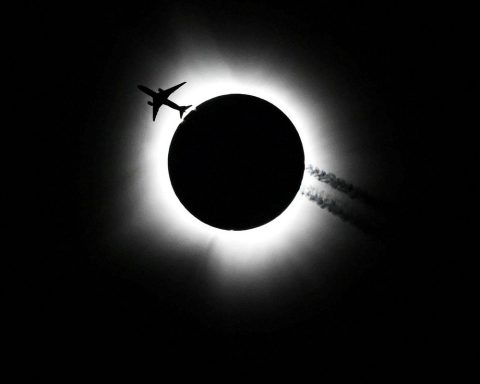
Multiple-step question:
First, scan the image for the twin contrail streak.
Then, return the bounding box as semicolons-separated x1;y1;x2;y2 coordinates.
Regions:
305;165;383;211
302;166;391;239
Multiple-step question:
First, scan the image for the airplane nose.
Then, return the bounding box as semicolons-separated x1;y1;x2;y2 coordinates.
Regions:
138;85;148;93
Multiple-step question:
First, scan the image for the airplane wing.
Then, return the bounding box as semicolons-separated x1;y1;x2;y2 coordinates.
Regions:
152;101;161;121
163;82;187;97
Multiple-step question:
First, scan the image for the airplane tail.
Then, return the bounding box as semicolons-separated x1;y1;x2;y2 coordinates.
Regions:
179;105;192;119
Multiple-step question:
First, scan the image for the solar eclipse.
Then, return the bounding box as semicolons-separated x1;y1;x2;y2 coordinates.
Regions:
19;2;450;374
168;94;305;230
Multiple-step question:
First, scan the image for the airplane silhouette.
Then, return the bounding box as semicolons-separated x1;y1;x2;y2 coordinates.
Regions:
138;82;192;121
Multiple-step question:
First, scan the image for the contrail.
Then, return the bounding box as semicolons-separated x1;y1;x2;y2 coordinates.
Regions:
301;187;387;238
305;165;384;211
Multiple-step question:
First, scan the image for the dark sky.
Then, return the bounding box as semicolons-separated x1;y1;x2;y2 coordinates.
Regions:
9;1;470;378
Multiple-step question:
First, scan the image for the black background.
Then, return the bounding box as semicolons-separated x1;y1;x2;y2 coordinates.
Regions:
9;1;471;378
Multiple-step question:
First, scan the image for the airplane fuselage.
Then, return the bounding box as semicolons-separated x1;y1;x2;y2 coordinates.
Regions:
138;83;191;120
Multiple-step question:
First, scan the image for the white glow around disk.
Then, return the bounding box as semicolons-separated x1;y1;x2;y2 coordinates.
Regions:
121;43;340;285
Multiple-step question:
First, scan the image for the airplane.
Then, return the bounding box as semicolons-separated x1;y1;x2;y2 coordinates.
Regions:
137;82;192;121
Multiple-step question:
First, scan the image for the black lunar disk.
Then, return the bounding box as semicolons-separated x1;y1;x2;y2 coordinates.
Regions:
168;94;304;230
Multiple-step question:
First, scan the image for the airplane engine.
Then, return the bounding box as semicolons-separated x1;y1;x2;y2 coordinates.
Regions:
147;101;153;106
